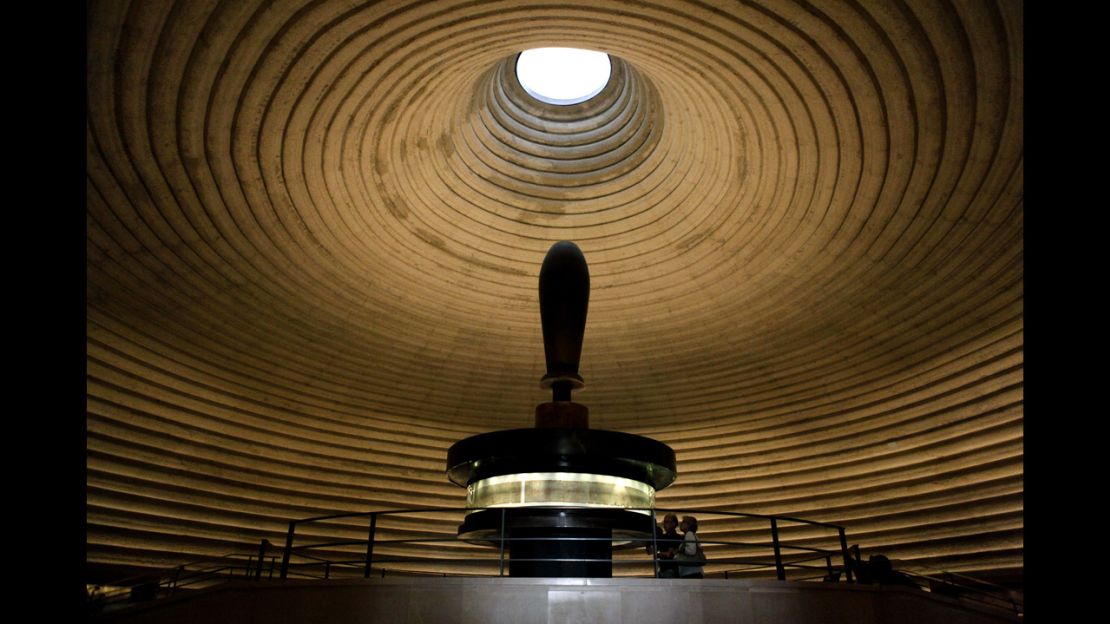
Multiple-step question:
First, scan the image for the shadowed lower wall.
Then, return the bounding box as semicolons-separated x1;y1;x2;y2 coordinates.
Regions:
96;578;1020;624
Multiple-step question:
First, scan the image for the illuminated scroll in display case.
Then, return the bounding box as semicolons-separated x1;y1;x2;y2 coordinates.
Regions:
466;472;655;513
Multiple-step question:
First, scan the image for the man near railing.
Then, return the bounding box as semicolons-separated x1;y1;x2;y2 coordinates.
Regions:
847;546;919;589
647;513;682;578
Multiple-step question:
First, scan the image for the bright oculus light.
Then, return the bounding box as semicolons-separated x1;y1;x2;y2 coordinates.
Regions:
515;48;612;105
466;472;654;514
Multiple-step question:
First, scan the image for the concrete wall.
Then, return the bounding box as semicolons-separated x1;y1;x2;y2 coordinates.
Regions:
86;0;1025;584
98;578;1019;624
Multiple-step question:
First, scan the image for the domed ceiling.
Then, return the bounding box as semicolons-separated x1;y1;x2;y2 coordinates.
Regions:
86;0;1023;583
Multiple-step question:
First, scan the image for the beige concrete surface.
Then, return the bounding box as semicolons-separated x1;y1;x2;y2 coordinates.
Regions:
95;578;1020;624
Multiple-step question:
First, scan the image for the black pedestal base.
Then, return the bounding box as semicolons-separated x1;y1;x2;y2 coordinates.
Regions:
458;508;654;578
508;527;612;577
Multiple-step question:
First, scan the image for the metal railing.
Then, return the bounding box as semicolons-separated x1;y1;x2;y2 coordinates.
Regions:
276;506;853;582
87;546;279;613
89;506;1021;620
899;569;1024;617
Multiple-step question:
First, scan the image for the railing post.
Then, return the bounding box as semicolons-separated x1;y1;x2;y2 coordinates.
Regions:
770;518;785;581
255;539;269;580
170;565;182;595
280;522;296;579
325;561;331;580
498;508;507;577
364;513;377;578
825;555;833;580
838;527;854;583
650;510;659;578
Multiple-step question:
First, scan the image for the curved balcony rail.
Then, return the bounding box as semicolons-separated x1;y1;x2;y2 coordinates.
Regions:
87;546;278;613
898;569;1024;617
88;506;1022;619
276;506;853;582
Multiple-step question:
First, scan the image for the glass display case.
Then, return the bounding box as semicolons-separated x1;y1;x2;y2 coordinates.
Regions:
466;472;655;514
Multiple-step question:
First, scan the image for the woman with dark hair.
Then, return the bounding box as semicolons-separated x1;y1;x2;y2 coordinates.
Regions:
676;515;705;579
647;513;681;578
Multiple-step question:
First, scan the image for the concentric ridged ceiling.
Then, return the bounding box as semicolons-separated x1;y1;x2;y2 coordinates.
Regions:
86;0;1023;582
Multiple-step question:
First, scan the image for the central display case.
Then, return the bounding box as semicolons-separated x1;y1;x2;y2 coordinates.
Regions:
445;241;677;577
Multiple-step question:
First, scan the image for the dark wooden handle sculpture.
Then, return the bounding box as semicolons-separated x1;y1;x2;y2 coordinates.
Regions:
538;240;590;400
536;241;590;426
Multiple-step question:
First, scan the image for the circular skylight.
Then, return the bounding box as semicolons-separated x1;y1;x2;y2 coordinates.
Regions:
515;48;612;105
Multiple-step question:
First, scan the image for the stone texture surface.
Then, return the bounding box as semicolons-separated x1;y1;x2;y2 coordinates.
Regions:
86;0;1023;585
99;578;1019;624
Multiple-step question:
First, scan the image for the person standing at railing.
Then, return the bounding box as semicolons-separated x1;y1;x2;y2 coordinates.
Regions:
676;516;707;579
867;554;919;589
847;547;919;589
647;513;682;578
